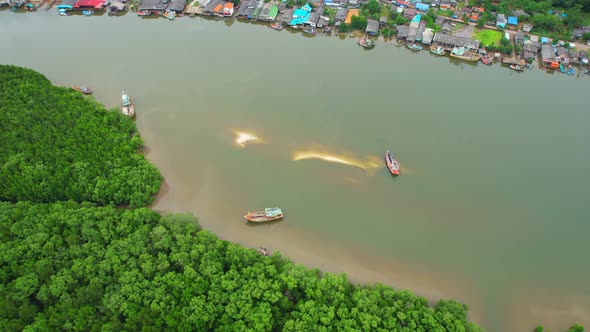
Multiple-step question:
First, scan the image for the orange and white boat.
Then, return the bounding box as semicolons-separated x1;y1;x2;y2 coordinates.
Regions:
244;208;283;223
385;150;400;175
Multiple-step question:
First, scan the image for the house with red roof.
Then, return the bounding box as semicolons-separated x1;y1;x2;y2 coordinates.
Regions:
73;0;106;9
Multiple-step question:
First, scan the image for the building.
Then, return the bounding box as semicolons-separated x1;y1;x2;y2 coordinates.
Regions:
317;16;329;28
396;25;409;39
469;13;478;22
73;0;106;9
572;26;590;39
496;14;506;29
335;8;348;22
138;0;167;11
421;27;434;45
403;8;416;19
291;3;312;26
366;19;379;36
415;3;429;12
441;21;452;33
306;12;320;27
512;9;528;18
515;32;525;46
541;44;558;68
282;8;294;24
432;33;480;50
236;1;251;19
507;16;518;26
523;23;533;33
167;0;186;13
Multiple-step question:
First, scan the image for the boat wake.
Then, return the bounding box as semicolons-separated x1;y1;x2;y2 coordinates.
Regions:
292;150;381;174
233;130;260;147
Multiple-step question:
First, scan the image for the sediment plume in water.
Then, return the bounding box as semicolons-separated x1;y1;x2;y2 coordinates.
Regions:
292;150;382;174
233;130;260;147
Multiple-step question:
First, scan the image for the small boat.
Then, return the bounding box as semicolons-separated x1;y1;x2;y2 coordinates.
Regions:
163;10;176;20
25;3;36;11
430;46;446;55
407;43;422;51
450;47;481;62
137;10;151;16
82;9;94;15
72;86;93;95
303;27;317;36
525;63;533;69
120;91;135;118
271;22;283;31
244;208;283;223
481;56;492;65
58;8;69;16
385;150;400;176
509;64;524;71
358;37;375;49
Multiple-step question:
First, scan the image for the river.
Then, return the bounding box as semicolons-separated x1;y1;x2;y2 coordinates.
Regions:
2;10;590;331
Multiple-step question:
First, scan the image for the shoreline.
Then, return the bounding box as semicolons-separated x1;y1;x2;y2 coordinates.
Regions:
5;3;590;78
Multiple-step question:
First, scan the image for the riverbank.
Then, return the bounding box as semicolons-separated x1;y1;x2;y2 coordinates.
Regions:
4;0;590;78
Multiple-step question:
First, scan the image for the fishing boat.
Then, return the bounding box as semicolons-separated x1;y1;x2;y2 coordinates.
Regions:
481;55;492;65
72;86;93;95
525;63;533;69
58;8;69;16
358;37;375;49
385;150;400;176
120;91;135;118
450;47;480;62
271;22;283;31
303;27;317;36
82;9;94;15
407;43;422;51
430;46;446;55
244;207;283;223
163;10;176;20
25;3;36;11
137;10;151;16
509;64;524;72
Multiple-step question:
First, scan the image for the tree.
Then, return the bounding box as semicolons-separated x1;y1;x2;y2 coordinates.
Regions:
535;325;544;332
477;18;485;28
363;0;380;16
350;15;368;30
566;324;585;332
583;32;590;40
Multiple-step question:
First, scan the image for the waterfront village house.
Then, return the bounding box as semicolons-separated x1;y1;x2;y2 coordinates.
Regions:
507;16;518;27
282;8;294;24
396;25;410;39
317;16;329;28
541;44;559;68
379;16;388;27
523;23;533;33
512;9;528;19
108;1;125;13
496;14;506;28
572;26;590;40
432;33;480;50
407;14;421;42
415;2;429;12
335;7;348;22
435;16;445;27
138;0;167;12
167;0;186;13
469;13;479;22
73;0;107;9
290;3;312;26
306;11;320;27
557;46;570;65
441;21;452;33
439;0;451;10
56;0;77;10
522;42;538;61
366;19;379;36
515;32;525;46
421;28;434;45
403;8;416;19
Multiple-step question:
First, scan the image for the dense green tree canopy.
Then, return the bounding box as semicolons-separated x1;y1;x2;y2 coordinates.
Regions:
0;201;482;332
0;65;161;207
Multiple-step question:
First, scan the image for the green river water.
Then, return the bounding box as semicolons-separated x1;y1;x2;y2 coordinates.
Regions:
1;11;589;331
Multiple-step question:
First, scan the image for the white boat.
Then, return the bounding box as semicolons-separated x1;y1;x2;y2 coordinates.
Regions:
58;8;69;16
120;91;135;118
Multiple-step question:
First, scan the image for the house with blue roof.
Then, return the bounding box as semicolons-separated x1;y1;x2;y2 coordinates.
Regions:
291;3;312;26
415;3;429;12
507;16;518;26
